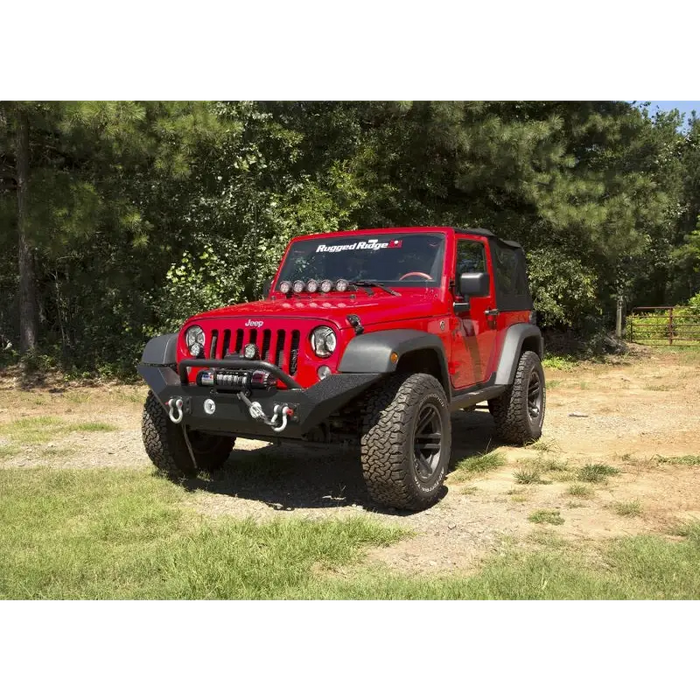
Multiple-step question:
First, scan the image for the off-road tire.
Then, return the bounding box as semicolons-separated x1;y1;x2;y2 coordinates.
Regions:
361;373;451;511
142;390;235;477
488;350;545;445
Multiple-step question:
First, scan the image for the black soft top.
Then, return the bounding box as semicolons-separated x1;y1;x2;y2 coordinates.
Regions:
454;227;523;250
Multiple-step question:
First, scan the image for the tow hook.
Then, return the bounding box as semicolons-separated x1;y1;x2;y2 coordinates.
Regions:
236;392;294;432
166;397;184;424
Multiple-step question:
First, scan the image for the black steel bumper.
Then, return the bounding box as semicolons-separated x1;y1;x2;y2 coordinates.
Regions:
138;359;382;439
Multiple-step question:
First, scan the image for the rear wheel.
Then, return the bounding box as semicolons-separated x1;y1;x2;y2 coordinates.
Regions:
488;351;545;444
142;390;235;477
361;373;451;511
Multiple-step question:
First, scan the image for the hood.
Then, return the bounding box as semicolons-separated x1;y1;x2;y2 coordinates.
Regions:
193;290;444;330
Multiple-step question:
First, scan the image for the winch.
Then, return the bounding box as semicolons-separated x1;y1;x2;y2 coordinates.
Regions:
196;368;277;391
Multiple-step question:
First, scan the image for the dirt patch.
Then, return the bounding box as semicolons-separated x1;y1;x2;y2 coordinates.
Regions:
1;349;699;574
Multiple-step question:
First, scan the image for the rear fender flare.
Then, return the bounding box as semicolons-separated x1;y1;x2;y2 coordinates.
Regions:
494;324;544;386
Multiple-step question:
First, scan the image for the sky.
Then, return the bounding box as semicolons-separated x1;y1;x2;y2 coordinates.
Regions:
637;101;700;129
637;97;700;114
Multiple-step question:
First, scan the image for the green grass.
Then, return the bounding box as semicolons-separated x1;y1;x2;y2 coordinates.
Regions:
577;463;620;483
0;417;116;445
514;467;545;485
0;469;405;599
669;519;700;539
542;355;579;371
73;421;116;432
529;509;564;525
656;455;700;466
0;444;20;459
3;468;700;600
566;484;594;499
545;380;562;390
322;533;700;599
536;456;569;472
452;450;506;481
528;438;558;453
612;500;643;518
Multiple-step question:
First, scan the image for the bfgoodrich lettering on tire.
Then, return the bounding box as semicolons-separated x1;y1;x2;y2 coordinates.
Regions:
361;373;451;511
488;350;546;445
141;390;235;477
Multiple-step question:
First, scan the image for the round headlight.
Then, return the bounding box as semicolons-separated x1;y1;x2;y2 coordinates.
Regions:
306;279;319;293
279;280;292;294
293;280;305;294
320;279;333;293
310;326;337;358
185;325;205;357
335;278;349;292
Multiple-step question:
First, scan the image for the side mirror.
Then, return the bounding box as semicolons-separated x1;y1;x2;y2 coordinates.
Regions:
459;272;490;298
262;278;272;298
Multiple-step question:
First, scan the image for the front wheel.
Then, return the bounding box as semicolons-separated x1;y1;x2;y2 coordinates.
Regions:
361;373;451;511
488;350;546;444
142;390;235;478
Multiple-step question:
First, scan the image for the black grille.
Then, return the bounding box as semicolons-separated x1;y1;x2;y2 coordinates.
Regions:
261;329;271;361
208;325;302;376
275;330;286;367
290;330;300;375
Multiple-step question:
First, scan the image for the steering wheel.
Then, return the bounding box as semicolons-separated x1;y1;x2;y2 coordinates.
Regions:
399;271;433;281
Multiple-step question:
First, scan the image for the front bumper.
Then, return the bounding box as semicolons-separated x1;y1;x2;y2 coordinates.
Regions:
138;358;381;439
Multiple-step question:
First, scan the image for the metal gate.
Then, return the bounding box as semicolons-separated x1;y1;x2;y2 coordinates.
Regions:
627;306;700;346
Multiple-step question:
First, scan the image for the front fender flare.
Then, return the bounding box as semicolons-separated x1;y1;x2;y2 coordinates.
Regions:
338;329;450;395
141;333;178;366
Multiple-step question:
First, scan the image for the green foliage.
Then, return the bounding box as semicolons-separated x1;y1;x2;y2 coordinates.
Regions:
1;101;699;374
541;355;579;370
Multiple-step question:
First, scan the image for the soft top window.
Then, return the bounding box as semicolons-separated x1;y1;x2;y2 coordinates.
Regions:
277;233;446;288
489;239;532;311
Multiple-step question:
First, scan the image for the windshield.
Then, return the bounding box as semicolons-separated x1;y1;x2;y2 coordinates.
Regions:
276;233;446;289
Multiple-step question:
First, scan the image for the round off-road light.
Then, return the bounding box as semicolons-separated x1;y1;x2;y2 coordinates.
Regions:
243;343;259;360
306;279;319;293
317;365;332;380
293;279;305;294
320;279;333;293
204;398;216;415
335;278;349;293
279;280;292;294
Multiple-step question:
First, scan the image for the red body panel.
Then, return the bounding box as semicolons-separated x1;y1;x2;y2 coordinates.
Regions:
176;227;533;391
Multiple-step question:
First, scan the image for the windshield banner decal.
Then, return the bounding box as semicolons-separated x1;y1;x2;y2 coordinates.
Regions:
315;238;403;253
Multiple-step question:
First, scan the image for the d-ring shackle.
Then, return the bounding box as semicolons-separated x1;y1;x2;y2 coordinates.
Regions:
167;397;184;424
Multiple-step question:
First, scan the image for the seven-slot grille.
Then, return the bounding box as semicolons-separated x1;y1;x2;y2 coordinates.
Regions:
207;327;301;376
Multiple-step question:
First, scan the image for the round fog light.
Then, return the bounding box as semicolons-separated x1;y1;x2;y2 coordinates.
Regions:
317;365;332;380
204;399;216;415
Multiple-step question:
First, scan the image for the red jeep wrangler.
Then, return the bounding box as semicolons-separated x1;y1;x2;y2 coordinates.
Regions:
139;227;545;511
